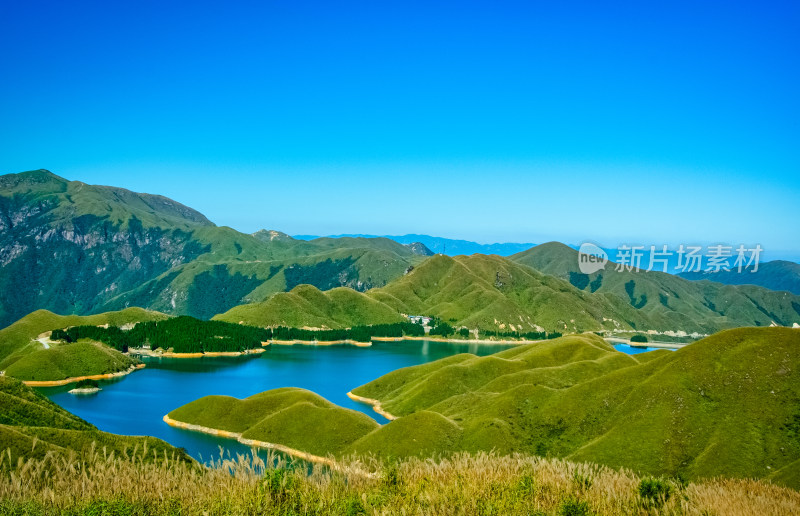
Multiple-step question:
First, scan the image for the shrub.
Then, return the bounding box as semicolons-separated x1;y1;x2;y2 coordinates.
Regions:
638;477;672;506
559;497;591;516
343;496;366;516
75;379;100;389
630;334;648;343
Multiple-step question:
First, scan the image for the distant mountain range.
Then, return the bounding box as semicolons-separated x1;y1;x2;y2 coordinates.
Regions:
680;260;800;295
294;234;536;256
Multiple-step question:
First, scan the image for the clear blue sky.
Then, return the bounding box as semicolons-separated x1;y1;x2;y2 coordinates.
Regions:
2;1;798;257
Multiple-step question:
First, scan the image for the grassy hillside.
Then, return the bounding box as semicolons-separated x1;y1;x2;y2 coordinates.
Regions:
214;284;405;328
0;169;213;230
680;259;800;295
214;253;638;332
367;253;652;333
0;375;188;463
168;387;379;457
0;308;166;381
512;242;800;333
3;341;138;381
349;327;800;487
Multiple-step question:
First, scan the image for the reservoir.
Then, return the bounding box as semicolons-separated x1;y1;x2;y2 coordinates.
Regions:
38;338;667;462
38;340;516;462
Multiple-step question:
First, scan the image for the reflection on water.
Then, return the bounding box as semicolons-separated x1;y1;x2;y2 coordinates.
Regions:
38;340;515;462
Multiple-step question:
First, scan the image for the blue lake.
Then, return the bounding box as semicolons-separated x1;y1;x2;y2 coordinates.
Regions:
37;339;665;462
38;340;517;462
612;343;672;354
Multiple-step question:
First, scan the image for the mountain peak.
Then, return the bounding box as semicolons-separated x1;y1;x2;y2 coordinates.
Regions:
404;241;434;256
253;229;295;242
1;170;214;229
0;169;68;191
511;241;576;262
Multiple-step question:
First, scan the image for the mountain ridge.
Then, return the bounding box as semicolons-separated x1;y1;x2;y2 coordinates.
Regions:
0;170;426;328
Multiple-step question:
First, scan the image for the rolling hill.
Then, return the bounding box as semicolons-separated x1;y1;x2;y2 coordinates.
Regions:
167;387;379;457
368;253;646;332
512;242;800;333
0;307;167;381
215;253;646;332
214;284;404;328
170;328;800;488
0;170;426;328
350;327;800;487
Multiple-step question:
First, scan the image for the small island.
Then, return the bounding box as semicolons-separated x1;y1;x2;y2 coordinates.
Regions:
68;379;101;395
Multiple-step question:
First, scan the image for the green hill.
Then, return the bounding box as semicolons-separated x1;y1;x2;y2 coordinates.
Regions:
350;327;800;486
0;308;166;381
367;253;647;332
680;259;800;295
0;375;188;463
214;284;404;328
168;387;380;457
0;170;426;327
215;253;643;333
512;242;800;333
167;328;800;487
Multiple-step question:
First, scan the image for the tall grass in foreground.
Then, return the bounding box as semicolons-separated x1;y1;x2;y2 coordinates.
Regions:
0;445;798;515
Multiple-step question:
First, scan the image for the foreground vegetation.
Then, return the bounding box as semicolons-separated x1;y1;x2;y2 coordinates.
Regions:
1;448;798;515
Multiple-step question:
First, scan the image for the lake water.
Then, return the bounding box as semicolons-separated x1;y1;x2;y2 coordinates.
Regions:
38;340;660;462
37;340;517;462
612;343;671;354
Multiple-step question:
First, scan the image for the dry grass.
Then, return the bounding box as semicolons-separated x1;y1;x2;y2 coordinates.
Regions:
0;445;798;515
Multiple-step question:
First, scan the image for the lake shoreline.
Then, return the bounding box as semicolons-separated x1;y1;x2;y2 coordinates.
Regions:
129;347;267;358
162;415;337;467
23;363;146;387
266;336;543;346
267;339;372;347
346;391;397;421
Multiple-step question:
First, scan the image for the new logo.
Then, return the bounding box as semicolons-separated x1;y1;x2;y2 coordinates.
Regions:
578;243;608;274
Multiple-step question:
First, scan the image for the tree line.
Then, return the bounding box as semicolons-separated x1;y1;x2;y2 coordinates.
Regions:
51;318;428;352
51;317;563;354
479;329;562;340
51;317;271;353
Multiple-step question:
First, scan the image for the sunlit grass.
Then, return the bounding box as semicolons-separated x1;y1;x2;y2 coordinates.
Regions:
1;444;798;515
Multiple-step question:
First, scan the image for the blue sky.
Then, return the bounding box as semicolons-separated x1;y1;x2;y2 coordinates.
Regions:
2;1;798;257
